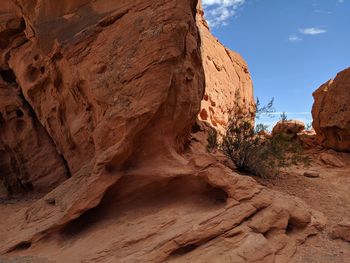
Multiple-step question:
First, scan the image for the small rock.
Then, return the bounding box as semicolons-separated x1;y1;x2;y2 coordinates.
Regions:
303;171;320;178
330;220;350;242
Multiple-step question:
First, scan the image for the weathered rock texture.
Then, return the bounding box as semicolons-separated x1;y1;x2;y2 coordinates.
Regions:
312;68;350;152
0;3;68;194
0;1;324;262
196;3;255;135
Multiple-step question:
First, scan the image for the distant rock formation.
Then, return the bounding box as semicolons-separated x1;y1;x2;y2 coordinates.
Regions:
0;1;324;262
196;2;255;135
312;68;350;152
272;120;305;138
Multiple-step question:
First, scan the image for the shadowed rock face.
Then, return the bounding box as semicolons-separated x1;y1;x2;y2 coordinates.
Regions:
0;6;68;194
312;68;350;152
0;1;325;262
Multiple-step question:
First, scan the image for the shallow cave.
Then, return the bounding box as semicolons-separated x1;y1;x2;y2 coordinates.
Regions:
59;175;228;239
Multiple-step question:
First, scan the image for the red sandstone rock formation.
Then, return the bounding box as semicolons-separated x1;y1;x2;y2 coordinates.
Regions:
197;3;255;135
272;120;305;139
0;1;324;262
312;68;350;152
0;3;68;194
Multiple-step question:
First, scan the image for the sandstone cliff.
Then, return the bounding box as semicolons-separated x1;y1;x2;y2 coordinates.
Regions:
197;3;255;135
312;67;350;152
0;1;323;262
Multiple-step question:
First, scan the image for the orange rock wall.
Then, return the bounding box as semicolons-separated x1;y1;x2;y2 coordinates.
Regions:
197;3;255;135
0;0;204;195
312;67;350;152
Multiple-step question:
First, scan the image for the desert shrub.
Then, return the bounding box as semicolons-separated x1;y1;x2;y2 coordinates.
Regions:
221;114;309;179
221;116;260;173
267;133;310;167
207;128;218;152
255;97;275;133
305;122;313;130
280;112;288;122
255;123;269;133
256;97;275;118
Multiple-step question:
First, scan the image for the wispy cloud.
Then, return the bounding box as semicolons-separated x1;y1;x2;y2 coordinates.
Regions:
338;0;344;3
202;0;246;28
259;112;311;116
289;26;327;42
288;35;302;42
313;9;332;14
299;27;327;35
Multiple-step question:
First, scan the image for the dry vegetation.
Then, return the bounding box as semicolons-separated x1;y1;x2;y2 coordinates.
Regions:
213;99;310;179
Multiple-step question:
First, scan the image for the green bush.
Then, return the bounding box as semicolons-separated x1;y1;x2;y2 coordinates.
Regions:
221;115;309;179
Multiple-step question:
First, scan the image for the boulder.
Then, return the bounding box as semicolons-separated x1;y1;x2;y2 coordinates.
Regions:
303;171;320;178
312;68;350;152
297;129;318;148
272;120;305;138
330;220;350;242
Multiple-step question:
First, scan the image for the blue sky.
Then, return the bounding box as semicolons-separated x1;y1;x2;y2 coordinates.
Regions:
202;0;350;127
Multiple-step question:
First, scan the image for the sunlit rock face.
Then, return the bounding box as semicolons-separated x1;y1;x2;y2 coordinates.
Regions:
0;0;204;194
196;2;255;136
312;67;350;152
0;1;324;262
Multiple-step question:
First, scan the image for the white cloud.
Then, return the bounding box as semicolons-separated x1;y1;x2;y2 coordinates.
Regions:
202;0;246;27
314;9;333;14
288;35;302;42
338;0;344;3
299;27;327;35
259;112;310;116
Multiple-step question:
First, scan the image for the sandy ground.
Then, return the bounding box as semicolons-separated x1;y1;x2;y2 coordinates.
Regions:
256;150;350;263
